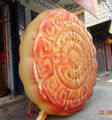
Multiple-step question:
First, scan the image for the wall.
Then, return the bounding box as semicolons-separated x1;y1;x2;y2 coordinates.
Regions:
93;38;106;73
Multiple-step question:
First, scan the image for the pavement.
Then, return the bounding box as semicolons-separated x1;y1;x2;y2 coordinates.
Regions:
0;71;112;120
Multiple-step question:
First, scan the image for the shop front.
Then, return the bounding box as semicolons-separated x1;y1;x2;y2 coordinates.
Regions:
0;1;9;97
88;20;112;73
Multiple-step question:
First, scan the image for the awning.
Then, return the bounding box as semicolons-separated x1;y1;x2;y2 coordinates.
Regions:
88;21;111;41
20;0;97;16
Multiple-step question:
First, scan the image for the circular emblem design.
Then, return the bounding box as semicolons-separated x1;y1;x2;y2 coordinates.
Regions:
33;9;97;113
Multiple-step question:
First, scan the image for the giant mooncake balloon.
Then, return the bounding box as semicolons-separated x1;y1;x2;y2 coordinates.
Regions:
19;8;97;120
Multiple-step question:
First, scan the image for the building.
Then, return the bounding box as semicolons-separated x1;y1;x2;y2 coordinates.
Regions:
85;0;112;73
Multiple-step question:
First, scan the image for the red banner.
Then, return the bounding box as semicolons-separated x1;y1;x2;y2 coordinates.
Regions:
74;0;96;16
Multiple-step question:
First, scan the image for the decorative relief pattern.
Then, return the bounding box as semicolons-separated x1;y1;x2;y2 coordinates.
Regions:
33;9;97;113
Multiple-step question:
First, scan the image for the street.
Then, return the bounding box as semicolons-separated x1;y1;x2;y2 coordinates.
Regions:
0;72;112;120
0;1;112;120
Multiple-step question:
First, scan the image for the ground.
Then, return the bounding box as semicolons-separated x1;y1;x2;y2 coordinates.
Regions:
0;72;112;120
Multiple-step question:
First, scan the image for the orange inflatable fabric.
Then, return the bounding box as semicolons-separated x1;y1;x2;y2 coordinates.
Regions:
19;8;97;120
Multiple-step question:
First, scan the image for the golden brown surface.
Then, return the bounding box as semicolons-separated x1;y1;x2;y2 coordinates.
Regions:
19;8;97;117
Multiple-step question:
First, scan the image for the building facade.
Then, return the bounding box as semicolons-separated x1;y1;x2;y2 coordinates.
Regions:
85;0;112;73
0;0;42;96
